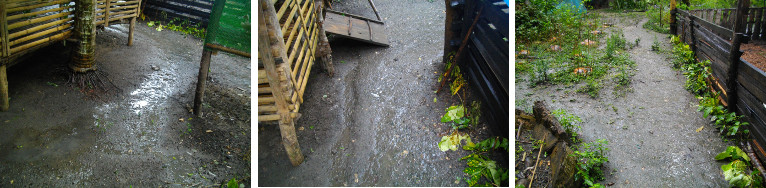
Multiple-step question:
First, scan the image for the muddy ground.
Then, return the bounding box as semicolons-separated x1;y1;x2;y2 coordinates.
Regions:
0;21;250;186
515;12;730;187
258;0;508;186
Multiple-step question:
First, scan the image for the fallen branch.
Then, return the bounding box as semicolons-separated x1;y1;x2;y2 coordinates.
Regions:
529;134;546;188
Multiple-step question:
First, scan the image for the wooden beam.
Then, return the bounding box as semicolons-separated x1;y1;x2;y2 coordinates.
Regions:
260;0;304;166
727;0;749;112
0;65;7;111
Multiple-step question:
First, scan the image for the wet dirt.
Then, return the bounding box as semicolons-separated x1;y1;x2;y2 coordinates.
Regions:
515;12;730;187
740;42;766;72
0;21;250;186
258;0;507;186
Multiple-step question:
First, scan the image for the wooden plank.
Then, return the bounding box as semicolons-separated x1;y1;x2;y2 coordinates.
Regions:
693;14;734;40
323;11;349;35
738;59;766;104
737;84;766;129
368;21;388;46
755;8;763;40
349;17;369;41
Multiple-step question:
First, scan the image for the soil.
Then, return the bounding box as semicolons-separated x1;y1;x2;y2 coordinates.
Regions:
0;21;250;186
740;43;766;72
515;11;730;187
258;0;508;186
514;115;552;188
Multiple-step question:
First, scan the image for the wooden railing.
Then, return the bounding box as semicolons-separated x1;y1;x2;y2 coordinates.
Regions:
689;7;766;40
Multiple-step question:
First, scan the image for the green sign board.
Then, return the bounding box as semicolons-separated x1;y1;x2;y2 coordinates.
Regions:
204;0;251;56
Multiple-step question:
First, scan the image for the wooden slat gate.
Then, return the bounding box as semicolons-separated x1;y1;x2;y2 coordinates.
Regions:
0;0;140;111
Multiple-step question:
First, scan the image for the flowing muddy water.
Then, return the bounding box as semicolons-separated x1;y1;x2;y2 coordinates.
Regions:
0;22;250;186
515;12;729;187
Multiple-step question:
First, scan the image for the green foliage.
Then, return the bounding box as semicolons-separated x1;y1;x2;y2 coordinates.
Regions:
438;132;472;152
605;32;627;60
716;146;762;188
461;153;508;187
610;0;648;10
515;0;559;43
578;78;602;98
442;105;471;129
643;1;671;34
572;139;610;188
146;17;206;39
552;109;582;142
716;146;751;163
698;93;750;136
465;137;509;152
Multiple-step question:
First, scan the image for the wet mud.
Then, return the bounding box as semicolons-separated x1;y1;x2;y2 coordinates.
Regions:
0;21;250;186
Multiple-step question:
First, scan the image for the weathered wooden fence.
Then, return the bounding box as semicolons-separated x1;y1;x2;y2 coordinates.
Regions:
142;0;213;26
688;7;766;40
444;0;509;136
673;6;766;161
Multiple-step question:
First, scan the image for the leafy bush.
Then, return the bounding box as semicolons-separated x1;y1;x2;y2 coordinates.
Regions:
552;109;582;142
715;146;764;187
573;139;610;188
515;0;558;43
605;32;627;60
610;0;647;10
442;105;470;129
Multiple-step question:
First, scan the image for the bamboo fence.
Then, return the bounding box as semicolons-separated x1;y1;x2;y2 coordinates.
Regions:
0;0;141;110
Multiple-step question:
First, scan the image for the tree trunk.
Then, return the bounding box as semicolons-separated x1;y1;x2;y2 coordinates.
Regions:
71;0;97;72
315;0;334;77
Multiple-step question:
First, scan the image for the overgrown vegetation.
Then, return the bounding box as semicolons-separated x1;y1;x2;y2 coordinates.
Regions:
573;139;610;188
517;3;636;98
670;36;749;137
552;109;582;142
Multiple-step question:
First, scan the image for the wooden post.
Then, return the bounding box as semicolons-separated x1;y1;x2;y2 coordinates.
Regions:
104;0;110;27
0;64;7;111
192;49;212;117
670;0;677;35
315;0;334;76
443;0;456;67
727;0;750;112
259;0;304;166
128;17;135;46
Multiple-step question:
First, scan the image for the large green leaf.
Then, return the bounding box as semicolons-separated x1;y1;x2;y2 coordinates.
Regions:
716;146;751;162
438;133;471;152
442;105;466;123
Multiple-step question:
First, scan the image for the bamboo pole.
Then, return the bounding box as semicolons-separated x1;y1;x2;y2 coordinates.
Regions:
193;50;212;116
128;17;134;46
70;0;97;73
8;18;73;39
260;0;304;166
9;23;72;46
0;65;8;111
11;30;71;54
7;0;70;12
7;6;69;20
104;0;111;27
2;2;9;57
315;0;334;76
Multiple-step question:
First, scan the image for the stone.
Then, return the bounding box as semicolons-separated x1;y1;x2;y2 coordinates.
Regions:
549;142;581;188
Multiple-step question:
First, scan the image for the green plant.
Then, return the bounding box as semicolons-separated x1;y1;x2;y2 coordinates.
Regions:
461;153;508;187
610;0;648;10
651;36;661;51
465;137;509;152
698;94;750;136
438;132;472;152
552;109;582;142
442;105;471;129
572;139;610;188
715;146;764;187
605;32;626;60
578;78;602;98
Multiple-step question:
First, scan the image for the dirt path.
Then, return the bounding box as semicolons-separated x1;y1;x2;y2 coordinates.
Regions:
0;22;250;186
258;0;506;186
516;12;729;187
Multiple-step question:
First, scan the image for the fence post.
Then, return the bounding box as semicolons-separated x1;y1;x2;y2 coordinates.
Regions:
670;0;677;35
728;0;750;112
